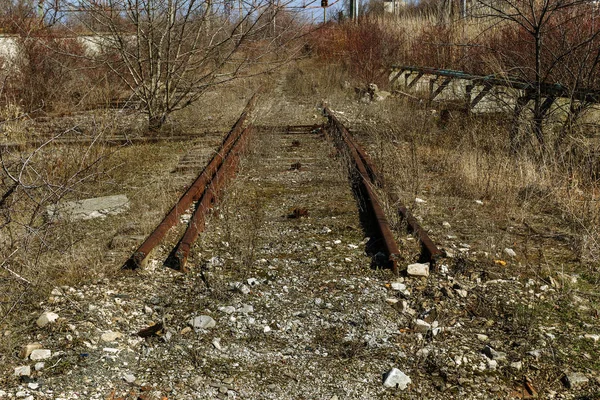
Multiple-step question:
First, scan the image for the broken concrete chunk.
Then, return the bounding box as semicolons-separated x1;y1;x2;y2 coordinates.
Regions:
14;366;31;376
30;349;52;360
382;368;411;390
407;263;429;277
414;319;431;333
562;372;589;389
101;331;123;342
189;315;216;329
36;311;59;327
46;194;129;221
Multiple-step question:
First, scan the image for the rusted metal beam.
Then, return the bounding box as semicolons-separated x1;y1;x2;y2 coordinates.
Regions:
397;205;443;264
323;107;400;274
407;72;424;89
323;106;442;273
394;65;600;104
389;68;405;87
166;126;253;272
470;82;493;109
122;94;257;270
430;77;452;102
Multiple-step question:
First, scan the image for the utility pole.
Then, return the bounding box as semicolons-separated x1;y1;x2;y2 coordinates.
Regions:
321;0;327;23
349;0;358;21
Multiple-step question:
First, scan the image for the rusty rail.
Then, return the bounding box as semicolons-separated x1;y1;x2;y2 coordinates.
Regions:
323;107;400;274
122;94;257;270
323;107;442;273
166;126;254;271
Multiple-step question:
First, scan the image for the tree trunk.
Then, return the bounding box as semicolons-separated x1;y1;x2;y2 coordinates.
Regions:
148;113;167;132
533;30;545;151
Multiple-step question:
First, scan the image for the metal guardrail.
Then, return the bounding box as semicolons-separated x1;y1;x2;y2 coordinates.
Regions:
391;65;600;104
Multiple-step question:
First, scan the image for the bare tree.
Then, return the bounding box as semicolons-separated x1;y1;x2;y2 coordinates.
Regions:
54;0;305;131
472;0;593;152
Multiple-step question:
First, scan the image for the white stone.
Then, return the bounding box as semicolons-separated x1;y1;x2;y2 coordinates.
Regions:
219;306;236;314
212;338;222;351
14;366;31;376
263;325;271;333
407;263;429;277
386;298;399;304
382;368;411;390
504;248;517;257
123;373;136;383
442;221;451;228
584;334;600;342
34;362;44;371
247;278;259;286
475;200;484;205
103;347;120;353
27;383;39;390
510;361;522;370
101;331;123;342
562;372;589;388
476;334;489;342
189;315;216;329
30;349;51;360
414;319;431;333
208;256;224;267
415;198;426;204
36;311;59;327
237;304;254;314
391;282;406;291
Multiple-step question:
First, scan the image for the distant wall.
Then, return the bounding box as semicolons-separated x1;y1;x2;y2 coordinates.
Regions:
0;34;119;67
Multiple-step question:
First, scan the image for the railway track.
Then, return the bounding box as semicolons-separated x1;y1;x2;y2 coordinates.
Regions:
120;98;441;276
323;106;442;273
122;94;258;271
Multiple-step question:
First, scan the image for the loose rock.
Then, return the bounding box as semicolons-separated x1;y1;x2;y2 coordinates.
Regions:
382;368;411;390
14;366;31;376
101;331;123;342
20;343;42;359
189;315;216;329
30;349;52;360
562;372;589;389
36;311;59;328
407;263;429;277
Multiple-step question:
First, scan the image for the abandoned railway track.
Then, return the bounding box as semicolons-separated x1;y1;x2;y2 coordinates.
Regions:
120;96;440;276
